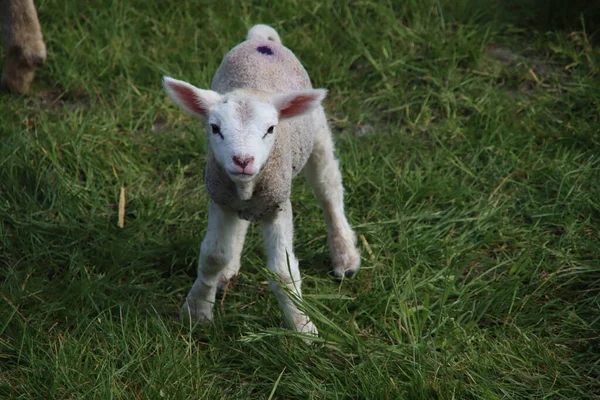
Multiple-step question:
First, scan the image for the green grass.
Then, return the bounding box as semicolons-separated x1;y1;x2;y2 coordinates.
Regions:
1;0;599;398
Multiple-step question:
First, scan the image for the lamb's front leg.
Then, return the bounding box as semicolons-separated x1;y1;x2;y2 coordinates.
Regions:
262;200;317;337
181;201;248;322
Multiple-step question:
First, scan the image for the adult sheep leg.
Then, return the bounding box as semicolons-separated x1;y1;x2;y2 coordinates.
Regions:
304;113;361;278
1;0;46;93
262;200;317;337
181;201;249;321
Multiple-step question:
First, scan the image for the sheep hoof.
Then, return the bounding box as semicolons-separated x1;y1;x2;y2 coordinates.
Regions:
1;39;47;94
293;318;318;344
179;299;213;323
217;267;239;290
343;269;357;278
2;40;46;94
331;246;361;279
329;228;361;278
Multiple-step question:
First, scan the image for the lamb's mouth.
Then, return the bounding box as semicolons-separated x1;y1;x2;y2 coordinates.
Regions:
228;171;256;182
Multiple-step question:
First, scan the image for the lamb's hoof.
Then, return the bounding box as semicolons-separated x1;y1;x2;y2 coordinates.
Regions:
217;268;239;291
331;247;361;278
343;269;357;278
179;299;213;323
1;39;47;94
294;318;318;344
329;229;361;278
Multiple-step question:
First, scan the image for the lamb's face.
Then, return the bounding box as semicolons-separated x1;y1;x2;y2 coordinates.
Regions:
162;76;327;183
207;98;278;183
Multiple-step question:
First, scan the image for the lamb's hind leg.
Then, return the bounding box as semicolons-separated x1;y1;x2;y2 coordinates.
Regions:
181;201;248;322
1;0;47;94
304;113;361;278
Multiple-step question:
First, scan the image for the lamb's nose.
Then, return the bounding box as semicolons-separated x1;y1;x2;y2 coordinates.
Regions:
232;156;254;169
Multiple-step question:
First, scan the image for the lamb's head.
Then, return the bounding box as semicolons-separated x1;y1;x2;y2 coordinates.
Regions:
163;77;326;183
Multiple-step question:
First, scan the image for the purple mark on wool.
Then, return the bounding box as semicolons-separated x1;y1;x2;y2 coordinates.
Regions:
256;46;274;55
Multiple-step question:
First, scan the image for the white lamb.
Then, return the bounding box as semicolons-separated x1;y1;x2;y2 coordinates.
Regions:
163;24;360;337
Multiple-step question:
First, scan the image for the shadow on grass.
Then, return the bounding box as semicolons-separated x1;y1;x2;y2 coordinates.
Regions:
447;0;600;37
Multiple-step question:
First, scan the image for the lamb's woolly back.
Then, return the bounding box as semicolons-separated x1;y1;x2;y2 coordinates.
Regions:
212;25;311;94
246;24;281;44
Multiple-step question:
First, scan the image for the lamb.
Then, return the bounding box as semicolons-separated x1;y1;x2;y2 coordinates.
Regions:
162;24;360;337
1;0;46;94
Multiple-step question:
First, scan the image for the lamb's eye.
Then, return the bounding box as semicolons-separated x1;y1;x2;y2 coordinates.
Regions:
210;124;221;135
263;126;275;139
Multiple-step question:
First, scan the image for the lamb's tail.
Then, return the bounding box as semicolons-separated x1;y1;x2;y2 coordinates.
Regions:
246;24;281;44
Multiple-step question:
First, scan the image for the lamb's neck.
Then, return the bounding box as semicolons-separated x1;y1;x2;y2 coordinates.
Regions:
235;181;255;200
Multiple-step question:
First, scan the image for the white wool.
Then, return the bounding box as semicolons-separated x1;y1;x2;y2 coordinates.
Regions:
246;24;281;43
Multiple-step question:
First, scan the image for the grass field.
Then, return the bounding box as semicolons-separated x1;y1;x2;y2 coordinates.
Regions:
1;0;599;398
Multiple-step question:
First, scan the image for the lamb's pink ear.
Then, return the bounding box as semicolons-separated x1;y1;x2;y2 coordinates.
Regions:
272;89;328;120
162;76;223;118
